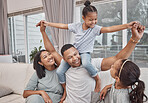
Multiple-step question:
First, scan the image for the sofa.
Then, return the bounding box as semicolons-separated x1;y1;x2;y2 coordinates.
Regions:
0;63;34;103
0;63;148;103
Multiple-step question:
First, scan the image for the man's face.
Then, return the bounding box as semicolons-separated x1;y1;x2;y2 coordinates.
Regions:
63;47;81;68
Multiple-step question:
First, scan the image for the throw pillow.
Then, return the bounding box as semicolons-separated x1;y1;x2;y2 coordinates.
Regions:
0;85;13;97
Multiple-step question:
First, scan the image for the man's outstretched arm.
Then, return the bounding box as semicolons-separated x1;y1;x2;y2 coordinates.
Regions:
101;23;145;71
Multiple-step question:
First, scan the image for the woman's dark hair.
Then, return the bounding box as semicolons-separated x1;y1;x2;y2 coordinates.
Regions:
119;59;148;103
82;0;98;17
33;50;46;79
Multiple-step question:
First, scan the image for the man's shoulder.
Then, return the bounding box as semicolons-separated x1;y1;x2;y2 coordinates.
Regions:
91;58;104;72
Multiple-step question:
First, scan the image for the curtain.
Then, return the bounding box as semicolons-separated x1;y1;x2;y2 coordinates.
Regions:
42;0;74;53
0;0;9;55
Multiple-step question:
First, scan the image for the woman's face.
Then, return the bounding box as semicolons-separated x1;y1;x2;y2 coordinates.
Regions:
40;51;55;67
110;59;122;79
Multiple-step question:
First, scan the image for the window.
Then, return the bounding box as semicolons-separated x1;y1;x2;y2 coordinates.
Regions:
8;13;47;63
27;13;45;63
8;15;26;63
80;1;123;58
127;0;148;67
77;0;148;67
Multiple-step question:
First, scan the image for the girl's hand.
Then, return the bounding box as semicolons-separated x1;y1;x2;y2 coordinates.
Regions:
127;21;139;29
100;84;112;100
36;20;49;27
40;90;53;103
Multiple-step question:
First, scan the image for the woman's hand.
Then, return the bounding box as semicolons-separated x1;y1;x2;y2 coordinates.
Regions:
40;90;53;103
100;84;112;100
36;20;46;33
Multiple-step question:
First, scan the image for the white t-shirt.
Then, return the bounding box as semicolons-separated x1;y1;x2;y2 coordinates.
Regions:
65;58;103;103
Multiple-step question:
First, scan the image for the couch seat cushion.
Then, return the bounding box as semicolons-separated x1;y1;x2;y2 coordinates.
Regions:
0;94;25;103
0;85;13;97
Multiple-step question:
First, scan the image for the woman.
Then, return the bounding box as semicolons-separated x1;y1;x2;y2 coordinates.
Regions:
23;22;64;103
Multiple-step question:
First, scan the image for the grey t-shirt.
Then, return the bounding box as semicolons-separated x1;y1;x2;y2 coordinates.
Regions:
91;82;130;103
68;22;102;53
25;69;63;103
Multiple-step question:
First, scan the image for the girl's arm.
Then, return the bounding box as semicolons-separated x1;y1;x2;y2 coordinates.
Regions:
39;21;62;66
36;20;68;29
100;21;137;33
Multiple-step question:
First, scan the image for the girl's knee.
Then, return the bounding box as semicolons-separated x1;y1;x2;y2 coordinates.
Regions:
82;60;91;68
56;68;60;75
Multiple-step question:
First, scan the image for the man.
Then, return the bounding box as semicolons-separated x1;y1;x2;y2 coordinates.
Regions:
37;21;145;103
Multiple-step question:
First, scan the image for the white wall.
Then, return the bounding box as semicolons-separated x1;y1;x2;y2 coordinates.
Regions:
7;0;43;14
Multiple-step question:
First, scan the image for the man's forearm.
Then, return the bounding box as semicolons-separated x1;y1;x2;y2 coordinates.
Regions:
115;38;137;59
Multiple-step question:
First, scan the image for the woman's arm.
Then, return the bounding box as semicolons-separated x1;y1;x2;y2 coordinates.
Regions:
23;90;53;103
101;23;145;71
39;21;62;66
23;90;43;98
100;21;137;33
36;20;68;29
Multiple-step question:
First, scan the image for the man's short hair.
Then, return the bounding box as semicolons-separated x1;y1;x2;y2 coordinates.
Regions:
61;44;75;56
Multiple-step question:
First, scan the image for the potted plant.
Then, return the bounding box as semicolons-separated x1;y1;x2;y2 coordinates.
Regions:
29;40;42;62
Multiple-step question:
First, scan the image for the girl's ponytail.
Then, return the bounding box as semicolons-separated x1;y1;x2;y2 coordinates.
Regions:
82;0;97;17
129;80;148;103
84;0;91;7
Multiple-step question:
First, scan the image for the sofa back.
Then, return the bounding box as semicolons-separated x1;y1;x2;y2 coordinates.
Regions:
140;68;148;97
0;63;35;95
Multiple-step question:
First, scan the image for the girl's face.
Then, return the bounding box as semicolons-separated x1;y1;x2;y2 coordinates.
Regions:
39;51;55;67
82;12;98;28
110;59;122;79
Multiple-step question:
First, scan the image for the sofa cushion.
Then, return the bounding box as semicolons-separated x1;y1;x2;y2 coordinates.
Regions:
24;64;35;88
0;63;28;95
140;68;148;96
0;94;25;103
0;85;13;97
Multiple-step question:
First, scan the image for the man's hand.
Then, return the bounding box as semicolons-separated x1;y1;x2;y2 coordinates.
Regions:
41;90;53;103
131;23;145;42
100;84;112;100
94;75;101;92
